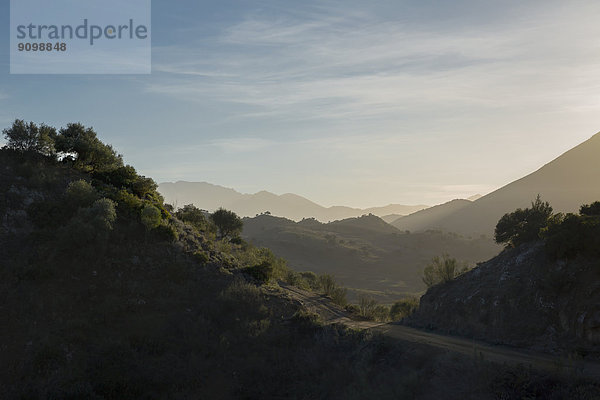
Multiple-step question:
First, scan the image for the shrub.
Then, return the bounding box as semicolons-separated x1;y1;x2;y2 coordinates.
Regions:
58;198;117;249
176;205;214;233
422;254;466;288
319;274;336;296
152;223;179;242
243;261;275;283
65;179;98;208
331;287;348;307
193;250;209;265
141;204;162;230
390;298;419;321
284;271;310;289
358;295;379;319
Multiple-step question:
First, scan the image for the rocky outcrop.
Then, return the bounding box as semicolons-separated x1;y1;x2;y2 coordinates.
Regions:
407;243;600;355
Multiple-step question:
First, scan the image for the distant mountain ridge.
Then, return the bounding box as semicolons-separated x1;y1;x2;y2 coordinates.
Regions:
158;181;428;222
394;132;600;236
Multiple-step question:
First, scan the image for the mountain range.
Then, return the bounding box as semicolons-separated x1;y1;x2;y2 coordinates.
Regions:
392;132;600;236
158;181;428;222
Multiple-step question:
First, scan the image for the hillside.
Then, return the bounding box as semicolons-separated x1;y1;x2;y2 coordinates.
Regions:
396;132;600;235
243;214;500;303
2;121;598;399
407;242;600;357
391;199;473;232
158;181;428;221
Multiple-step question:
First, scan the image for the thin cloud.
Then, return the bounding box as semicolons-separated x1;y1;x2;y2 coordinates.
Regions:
148;3;600;125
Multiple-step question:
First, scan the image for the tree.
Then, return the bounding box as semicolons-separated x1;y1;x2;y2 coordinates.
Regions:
423;254;465;288
494;195;553;247
2;119;56;154
175;204;213;233
580;201;600;217
210;208;243;239
55;123;122;173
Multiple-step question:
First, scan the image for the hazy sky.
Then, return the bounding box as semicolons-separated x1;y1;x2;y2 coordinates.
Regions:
1;0;600;208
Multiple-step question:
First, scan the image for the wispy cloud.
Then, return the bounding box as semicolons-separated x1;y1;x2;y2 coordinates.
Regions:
148;3;600;125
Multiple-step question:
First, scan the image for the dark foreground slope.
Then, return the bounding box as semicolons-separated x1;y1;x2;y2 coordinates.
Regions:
408;242;600;357
243;214;500;302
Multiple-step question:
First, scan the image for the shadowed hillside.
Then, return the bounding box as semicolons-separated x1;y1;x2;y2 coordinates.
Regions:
391;199;472;232
394;133;600;236
243;214;500;303
158;181;428;222
408;243;600;357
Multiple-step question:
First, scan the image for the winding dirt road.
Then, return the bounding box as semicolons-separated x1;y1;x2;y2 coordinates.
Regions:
279;283;600;380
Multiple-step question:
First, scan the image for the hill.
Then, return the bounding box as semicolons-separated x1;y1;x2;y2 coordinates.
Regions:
407;242;600;357
243;214;500;303
158;181;428;221
396;132;600;235
391;199;473;232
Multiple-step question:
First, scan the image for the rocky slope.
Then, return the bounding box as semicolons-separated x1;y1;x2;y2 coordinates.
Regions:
407;243;600;356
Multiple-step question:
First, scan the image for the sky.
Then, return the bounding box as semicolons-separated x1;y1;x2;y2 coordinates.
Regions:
1;0;600;208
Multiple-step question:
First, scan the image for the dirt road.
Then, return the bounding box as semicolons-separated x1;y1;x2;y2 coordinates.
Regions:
279;283;600;380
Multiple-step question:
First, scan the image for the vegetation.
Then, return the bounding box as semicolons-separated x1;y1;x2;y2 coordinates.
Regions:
494;195;553;247
243;213;499;303
494;195;600;260
357;295;389;321
422;254;468;288
390;297;420;320
211;207;244;239
541;201;600;259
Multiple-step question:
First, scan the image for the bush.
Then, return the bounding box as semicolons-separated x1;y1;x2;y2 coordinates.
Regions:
65;179;98;208
299;271;320;290
152;223;179;242
422;254;466;288
319;274;336;296
243;261;275;283
390;298;419;321
193;250;209;265
331;287;348;308
141;203;162;230
58;198;117;249
358;295;379;319
176;205;214;233
284;271;310;290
